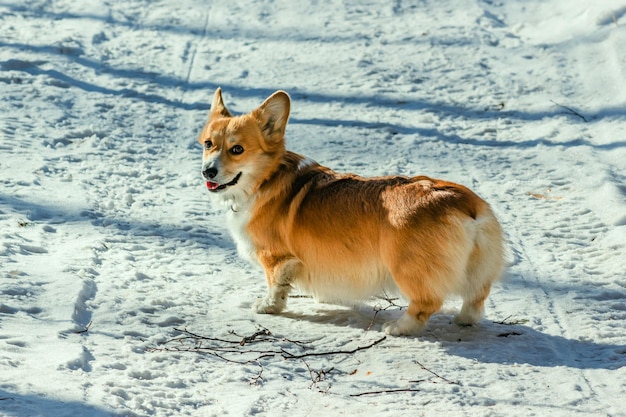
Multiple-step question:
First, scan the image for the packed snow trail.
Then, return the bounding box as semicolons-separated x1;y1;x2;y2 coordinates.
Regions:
1;0;625;416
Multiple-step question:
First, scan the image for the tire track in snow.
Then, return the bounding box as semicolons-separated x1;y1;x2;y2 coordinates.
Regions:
183;4;212;86
504;177;605;410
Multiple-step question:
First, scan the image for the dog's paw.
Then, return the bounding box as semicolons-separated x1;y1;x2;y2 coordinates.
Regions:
382;314;425;336
453;307;483;326
252;297;283;314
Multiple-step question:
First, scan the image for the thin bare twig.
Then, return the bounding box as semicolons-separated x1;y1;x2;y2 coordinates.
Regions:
497;332;522;338
149;327;387;393
248;361;264;386
280;336;386;360
374;295;405;310
303;360;334;393
231;326;272;346
350;388;422;397
350;360;459;397
150;328;386;363
550;100;588;122
73;320;93;334
171;327;242;345
493;316;529;325
366;293;407;331
414;360;460;385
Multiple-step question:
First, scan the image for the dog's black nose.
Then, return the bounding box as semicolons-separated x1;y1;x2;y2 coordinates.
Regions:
203;167;218;179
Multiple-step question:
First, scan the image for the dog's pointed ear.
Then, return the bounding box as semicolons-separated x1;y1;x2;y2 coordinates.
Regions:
209;87;232;120
253;91;290;144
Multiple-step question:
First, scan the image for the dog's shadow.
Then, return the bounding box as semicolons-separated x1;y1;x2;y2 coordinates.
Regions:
272;304;626;371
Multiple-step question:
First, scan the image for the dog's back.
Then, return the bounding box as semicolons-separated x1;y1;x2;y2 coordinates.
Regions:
245;151;505;335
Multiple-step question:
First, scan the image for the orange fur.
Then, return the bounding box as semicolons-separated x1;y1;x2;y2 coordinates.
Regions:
198;88;505;336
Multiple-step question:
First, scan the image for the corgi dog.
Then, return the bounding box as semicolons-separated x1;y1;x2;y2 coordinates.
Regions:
199;88;505;336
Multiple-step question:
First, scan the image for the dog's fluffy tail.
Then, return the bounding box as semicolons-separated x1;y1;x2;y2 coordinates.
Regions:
455;207;505;325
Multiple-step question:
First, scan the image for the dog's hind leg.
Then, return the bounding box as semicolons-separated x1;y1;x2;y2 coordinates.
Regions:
380;244;450;336
454;213;505;326
383;296;443;336
253;257;301;314
454;283;491;326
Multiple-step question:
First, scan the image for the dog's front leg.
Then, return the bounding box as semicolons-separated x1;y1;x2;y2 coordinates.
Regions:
253;256;301;314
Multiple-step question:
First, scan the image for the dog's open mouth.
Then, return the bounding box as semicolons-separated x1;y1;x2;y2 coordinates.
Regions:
206;172;242;192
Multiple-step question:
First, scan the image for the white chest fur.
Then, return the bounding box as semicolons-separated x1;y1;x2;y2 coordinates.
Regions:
226;207;258;265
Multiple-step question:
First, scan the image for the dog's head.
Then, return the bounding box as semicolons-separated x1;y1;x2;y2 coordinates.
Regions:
198;88;290;205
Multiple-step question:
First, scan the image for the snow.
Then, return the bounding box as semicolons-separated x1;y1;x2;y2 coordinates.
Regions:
1;0;625;416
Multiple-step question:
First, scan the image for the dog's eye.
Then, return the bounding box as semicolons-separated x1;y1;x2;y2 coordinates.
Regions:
230;145;244;155
204;140;213;150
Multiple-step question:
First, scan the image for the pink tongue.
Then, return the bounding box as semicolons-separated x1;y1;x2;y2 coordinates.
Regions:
206;181;220;190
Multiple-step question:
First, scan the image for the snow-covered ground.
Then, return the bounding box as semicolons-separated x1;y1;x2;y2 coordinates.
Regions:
1;0;625;415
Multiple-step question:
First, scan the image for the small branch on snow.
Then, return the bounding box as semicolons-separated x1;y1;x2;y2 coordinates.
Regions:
350;388;422;397
149;327;386;363
148;327;387;393
280;336;386;360
413;360;461;385
303;360;334;393
375;293;406;310
365;311;379;332
164;328;242;346
350;360;459;397
497;332;522;338
550;100;588;122
248;361;264;386
493;316;529;325
366;293;407;331
73;320;93;334
229;326;272;346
